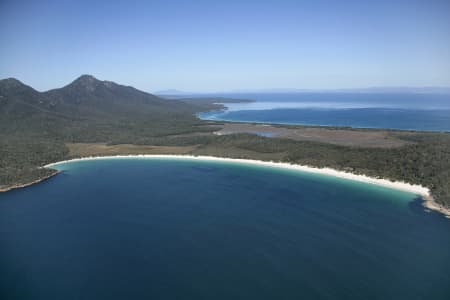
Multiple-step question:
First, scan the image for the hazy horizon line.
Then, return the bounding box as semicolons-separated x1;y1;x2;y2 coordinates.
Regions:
2;75;450;95
155;86;450;95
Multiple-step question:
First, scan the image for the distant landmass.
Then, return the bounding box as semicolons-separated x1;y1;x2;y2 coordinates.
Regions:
154;89;190;95
151;86;450;95
335;87;450;94
227;87;450;94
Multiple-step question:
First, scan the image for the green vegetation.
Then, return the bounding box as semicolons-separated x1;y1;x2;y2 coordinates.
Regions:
190;133;450;204
1;75;450;211
0;136;68;189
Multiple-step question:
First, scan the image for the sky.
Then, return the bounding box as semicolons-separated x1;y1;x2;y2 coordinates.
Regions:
1;0;450;92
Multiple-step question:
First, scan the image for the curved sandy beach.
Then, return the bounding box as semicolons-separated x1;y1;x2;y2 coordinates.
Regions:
46;155;429;194
43;154;449;217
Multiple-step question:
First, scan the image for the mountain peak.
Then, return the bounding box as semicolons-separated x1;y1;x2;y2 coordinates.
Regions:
0;78;39;96
73;74;99;84
67;74;103;93
69;75;119;89
77;74;97;80
0;77;26;88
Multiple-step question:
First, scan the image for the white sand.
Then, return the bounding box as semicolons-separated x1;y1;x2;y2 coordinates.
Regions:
45;155;431;198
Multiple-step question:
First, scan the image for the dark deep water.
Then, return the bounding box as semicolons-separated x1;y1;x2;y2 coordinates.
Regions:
198;93;450;131
1;158;449;299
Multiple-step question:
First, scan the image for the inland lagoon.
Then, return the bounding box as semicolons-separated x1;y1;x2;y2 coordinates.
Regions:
1;157;449;299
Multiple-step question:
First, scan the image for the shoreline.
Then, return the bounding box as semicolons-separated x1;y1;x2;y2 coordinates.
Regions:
7;154;450;218
198;107;450;133
0;170;60;193
44;154;450;218
44;155;431;196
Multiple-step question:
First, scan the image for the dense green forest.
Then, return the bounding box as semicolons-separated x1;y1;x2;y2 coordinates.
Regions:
1;75;449;210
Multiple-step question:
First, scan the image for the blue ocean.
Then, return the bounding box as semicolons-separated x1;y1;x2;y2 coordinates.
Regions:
1;158;449;299
198;93;450;131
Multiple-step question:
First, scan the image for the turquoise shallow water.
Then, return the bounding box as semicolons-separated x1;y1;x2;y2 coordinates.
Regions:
1;158;449;299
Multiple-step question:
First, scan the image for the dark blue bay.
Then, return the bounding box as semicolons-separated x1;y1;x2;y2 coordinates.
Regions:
1;158;449;299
